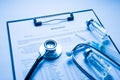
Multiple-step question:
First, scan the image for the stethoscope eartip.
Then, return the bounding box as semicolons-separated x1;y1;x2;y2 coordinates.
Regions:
66;51;73;57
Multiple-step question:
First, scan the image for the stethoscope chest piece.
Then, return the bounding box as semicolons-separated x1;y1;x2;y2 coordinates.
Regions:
39;39;62;59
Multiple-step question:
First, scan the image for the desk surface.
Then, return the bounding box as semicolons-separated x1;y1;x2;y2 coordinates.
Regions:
0;0;120;79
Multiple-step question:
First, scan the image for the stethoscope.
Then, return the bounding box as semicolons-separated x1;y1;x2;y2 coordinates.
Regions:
25;39;62;80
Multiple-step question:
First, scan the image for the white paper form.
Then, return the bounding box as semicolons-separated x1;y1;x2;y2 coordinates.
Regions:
7;10;120;80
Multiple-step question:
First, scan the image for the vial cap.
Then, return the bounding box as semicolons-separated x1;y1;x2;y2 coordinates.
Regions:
84;48;92;58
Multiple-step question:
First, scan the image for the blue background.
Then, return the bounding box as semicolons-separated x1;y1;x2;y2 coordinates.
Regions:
0;0;120;79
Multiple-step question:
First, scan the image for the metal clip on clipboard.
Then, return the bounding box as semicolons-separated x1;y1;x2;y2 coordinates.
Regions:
33;13;74;26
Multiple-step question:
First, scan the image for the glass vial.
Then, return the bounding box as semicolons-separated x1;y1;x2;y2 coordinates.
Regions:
86;19;109;45
84;48;111;80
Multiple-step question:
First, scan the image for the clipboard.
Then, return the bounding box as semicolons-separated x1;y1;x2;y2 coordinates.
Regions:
7;9;120;80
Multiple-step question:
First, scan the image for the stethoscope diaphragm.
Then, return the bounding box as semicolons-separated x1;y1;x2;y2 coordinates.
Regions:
39;39;62;59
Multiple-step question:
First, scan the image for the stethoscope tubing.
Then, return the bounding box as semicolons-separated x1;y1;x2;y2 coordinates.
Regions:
25;55;43;80
72;56;96;80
